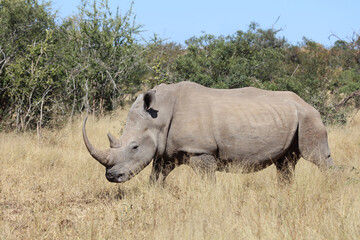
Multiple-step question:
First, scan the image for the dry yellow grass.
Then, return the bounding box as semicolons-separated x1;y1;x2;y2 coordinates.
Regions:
0;109;360;240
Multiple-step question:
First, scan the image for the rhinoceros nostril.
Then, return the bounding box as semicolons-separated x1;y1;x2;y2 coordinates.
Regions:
106;172;114;180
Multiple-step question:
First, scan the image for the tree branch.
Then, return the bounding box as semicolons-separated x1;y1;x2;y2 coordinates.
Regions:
336;90;360;109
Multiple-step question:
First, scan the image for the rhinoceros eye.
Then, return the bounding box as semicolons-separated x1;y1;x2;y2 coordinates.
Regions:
129;141;139;150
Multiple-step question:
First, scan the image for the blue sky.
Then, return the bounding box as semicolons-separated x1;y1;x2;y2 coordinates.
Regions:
52;0;360;47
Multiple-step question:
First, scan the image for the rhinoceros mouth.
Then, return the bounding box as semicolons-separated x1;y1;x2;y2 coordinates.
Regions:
107;176;126;183
106;160;152;183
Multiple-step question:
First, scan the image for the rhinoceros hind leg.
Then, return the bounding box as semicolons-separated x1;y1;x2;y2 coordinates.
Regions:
188;154;217;182
274;151;300;184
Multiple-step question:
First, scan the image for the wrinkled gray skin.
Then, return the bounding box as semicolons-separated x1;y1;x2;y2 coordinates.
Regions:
83;81;335;184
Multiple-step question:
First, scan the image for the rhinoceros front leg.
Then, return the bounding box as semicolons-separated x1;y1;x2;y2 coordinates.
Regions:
149;157;176;185
188;154;217;182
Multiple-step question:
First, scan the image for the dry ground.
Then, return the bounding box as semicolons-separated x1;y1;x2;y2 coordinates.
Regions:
0;109;360;240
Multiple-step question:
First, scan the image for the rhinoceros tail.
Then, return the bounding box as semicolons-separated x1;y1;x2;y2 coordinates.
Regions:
297;109;334;170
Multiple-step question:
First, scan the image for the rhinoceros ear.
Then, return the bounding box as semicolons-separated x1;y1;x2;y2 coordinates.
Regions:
143;89;156;110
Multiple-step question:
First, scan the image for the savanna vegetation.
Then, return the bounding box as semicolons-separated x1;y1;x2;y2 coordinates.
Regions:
0;110;359;239
0;0;360;239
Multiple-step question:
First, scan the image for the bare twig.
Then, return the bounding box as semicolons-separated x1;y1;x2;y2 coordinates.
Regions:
291;64;300;78
349;109;359;125
0;46;10;74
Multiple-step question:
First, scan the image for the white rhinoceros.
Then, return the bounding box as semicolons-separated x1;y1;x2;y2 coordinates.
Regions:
83;81;335;183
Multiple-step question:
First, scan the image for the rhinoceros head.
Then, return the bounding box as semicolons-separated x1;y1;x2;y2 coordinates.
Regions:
83;90;158;183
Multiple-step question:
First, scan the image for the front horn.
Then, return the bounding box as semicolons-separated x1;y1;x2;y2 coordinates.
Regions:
82;117;110;166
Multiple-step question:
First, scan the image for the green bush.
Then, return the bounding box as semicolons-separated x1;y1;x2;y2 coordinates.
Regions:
0;1;359;130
